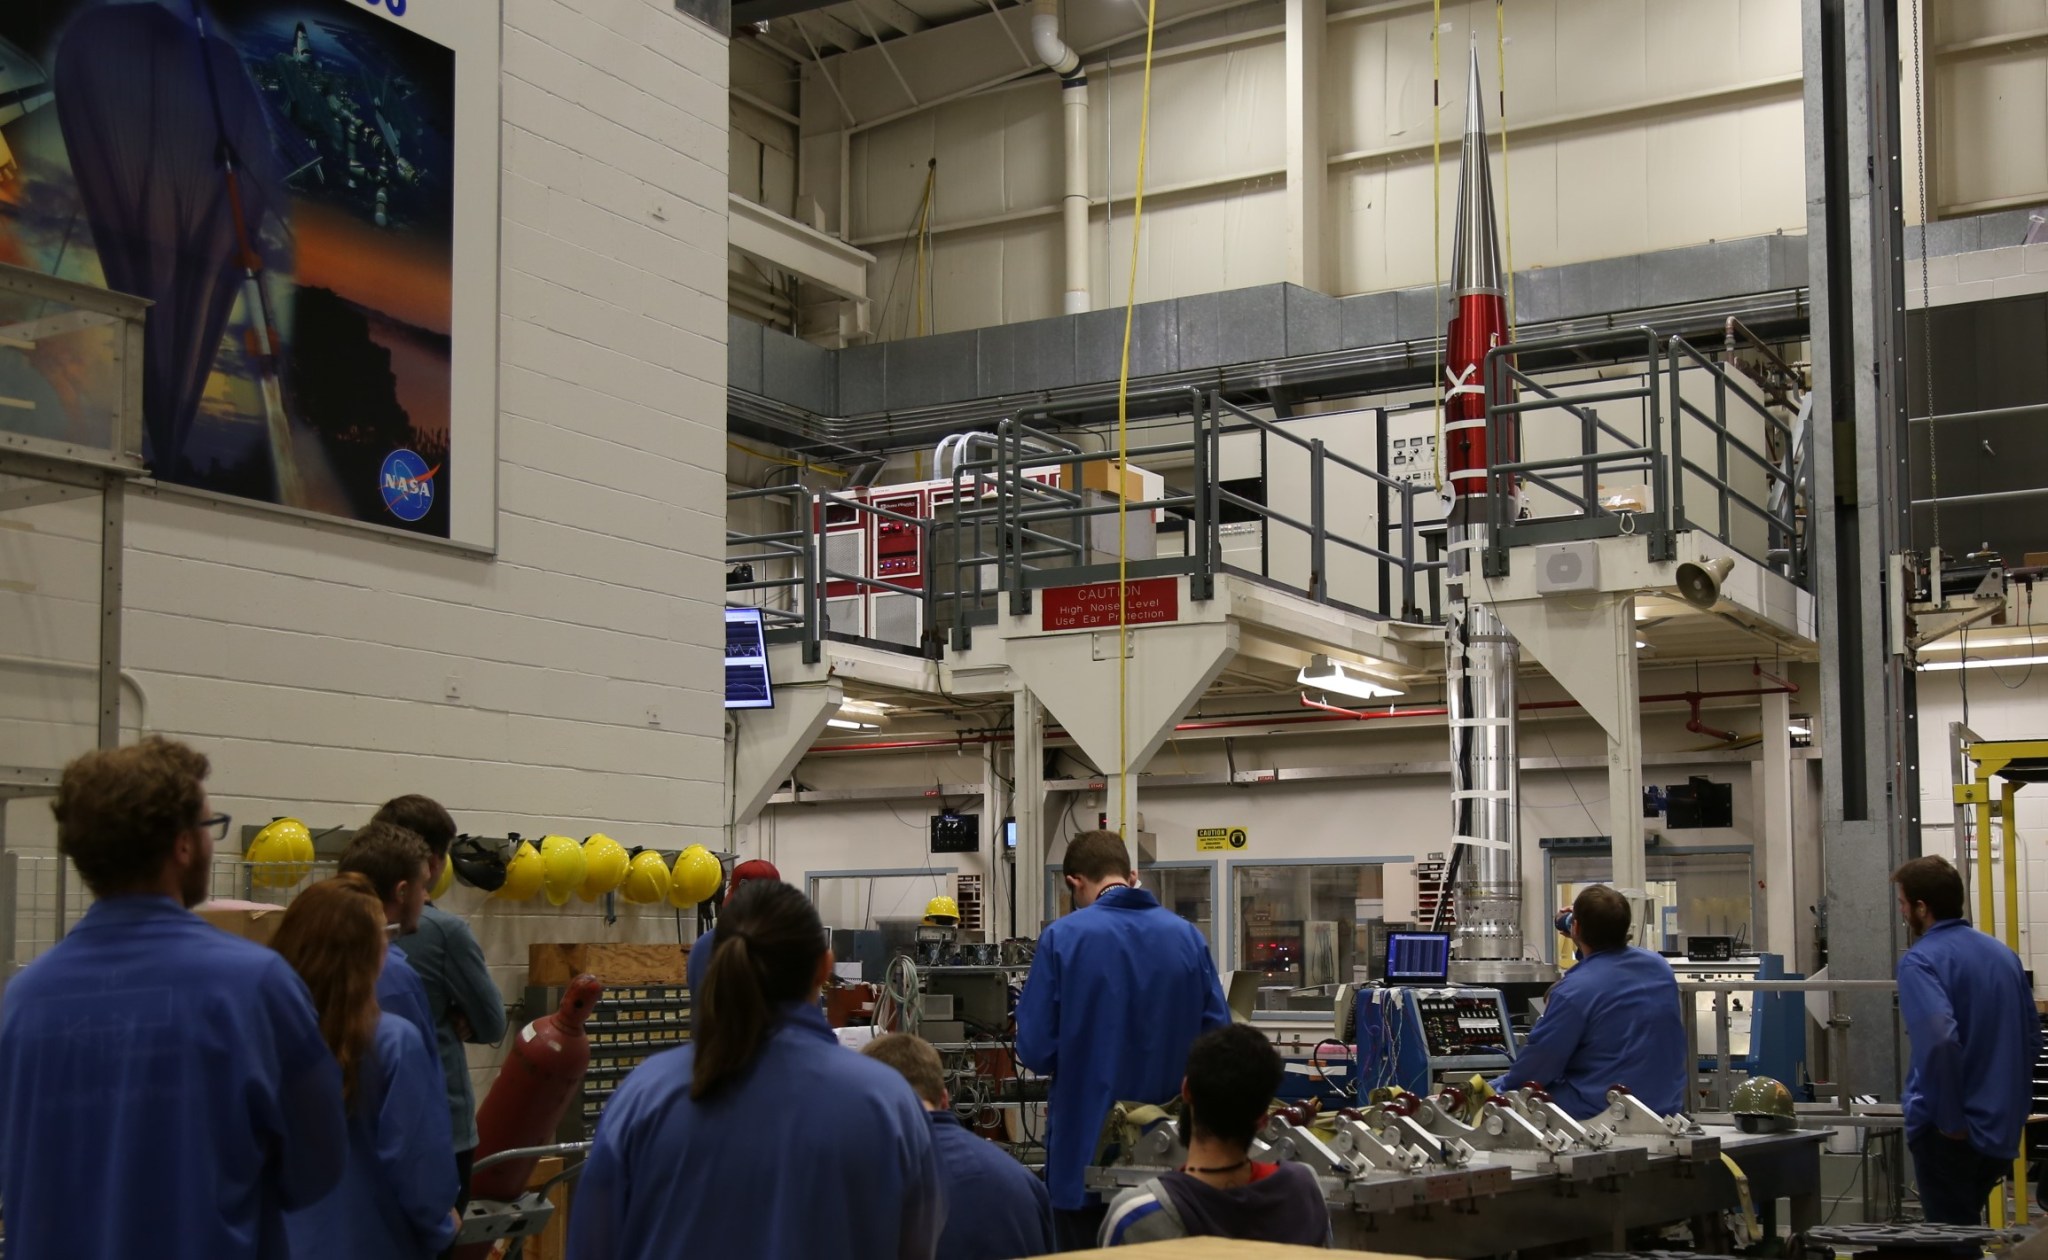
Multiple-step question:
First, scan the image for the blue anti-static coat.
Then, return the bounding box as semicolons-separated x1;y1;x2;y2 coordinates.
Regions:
925;1109;1055;1260
1014;885;1231;1210
285;1012;460;1260
1899;917;2041;1159
567;1002;945;1260
379;942;438;1057
0;896;347;1259
1490;945;1688;1120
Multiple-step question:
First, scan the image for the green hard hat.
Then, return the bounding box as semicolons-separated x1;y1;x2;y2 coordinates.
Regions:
1730;1076;1797;1133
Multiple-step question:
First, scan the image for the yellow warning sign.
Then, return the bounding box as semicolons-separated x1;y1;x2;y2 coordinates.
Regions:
1196;827;1250;853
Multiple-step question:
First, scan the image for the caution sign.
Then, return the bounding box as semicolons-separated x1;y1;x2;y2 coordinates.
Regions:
1196;826;1250;853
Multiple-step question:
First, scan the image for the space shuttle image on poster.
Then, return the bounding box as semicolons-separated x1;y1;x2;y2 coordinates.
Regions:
0;0;457;536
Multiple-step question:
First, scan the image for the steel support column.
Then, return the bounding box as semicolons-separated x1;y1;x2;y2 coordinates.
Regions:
1803;0;1915;1100
1012;688;1047;938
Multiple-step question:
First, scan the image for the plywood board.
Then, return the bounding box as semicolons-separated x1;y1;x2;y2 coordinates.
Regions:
527;943;690;987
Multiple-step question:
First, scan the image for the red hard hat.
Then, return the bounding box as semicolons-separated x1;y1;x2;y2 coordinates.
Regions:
724;859;782;904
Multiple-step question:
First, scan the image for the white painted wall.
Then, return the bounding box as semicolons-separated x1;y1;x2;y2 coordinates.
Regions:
831;0;1808;337
3;0;732;1089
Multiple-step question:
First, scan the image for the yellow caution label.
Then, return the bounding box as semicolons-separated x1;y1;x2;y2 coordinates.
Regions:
1197;827;1250;852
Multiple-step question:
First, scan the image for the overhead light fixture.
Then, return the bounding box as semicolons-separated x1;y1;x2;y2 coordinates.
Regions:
1635;639;1649;649
1919;634;2043;653
1298;654;1404;700
1788;722;1813;737
830;699;892;730
840;699;895;717
1917;654;2048;673
825;718;879;731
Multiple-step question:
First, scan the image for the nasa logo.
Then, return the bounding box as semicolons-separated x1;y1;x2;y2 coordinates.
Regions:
364;0;407;15
380;448;437;522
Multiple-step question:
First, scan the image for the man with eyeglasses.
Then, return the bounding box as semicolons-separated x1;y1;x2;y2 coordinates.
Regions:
0;737;348;1259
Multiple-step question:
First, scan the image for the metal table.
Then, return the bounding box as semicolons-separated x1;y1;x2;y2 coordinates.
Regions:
1087;1127;1826;1258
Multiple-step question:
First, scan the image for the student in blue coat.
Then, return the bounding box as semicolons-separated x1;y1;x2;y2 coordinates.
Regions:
1891;855;2042;1224
569;880;945;1260
338;821;439;1051
863;1032;1056;1260
0;738;347;1259
1015;831;1231;1251
1490;884;1687;1119
274;875;461;1259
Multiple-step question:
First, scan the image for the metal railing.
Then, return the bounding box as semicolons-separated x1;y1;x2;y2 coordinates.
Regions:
725;485;818;660
1482;325;1811;586
1680;977;1896;1114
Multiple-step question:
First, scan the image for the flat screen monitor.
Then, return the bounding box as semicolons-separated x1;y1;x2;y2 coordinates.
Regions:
724;607;775;710
1003;817;1017;851
1384;931;1452;986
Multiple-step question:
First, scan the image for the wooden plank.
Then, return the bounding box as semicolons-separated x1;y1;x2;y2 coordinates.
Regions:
527;942;690;987
525;1157;567;1260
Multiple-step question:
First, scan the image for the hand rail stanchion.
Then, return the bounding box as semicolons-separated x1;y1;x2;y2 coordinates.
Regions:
1309;439;1328;603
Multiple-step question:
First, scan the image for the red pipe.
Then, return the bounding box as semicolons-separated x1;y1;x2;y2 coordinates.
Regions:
813;665;1797;753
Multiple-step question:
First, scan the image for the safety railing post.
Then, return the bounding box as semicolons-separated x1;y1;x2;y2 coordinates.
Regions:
1309;439;1328;603
800;491;821;664
1667;341;1687;539
1400;483;1418;619
1192;391;1215;601
1713;344;1732;544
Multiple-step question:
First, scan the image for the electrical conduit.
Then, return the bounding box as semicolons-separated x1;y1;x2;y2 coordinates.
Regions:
1032;0;1091;315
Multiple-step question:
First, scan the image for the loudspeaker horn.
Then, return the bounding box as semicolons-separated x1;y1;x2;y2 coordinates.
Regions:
1674;556;1734;610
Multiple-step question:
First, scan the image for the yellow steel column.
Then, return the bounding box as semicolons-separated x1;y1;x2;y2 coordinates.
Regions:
1978;786;1997;929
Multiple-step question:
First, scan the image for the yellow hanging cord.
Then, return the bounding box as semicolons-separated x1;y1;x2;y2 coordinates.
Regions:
913;161;937;337
1115;0;1160;841
1495;0;1517;340
1430;0;1444;493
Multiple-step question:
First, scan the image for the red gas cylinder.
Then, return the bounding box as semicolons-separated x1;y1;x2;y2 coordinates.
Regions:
467;974;603;1210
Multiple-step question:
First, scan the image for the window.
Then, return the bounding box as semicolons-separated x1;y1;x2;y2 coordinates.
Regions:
1232;862;1386;1014
810;869;956;933
1548;848;1754;956
1044;864;1216;945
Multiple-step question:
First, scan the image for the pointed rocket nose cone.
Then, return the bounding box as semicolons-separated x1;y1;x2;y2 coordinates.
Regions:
1450;37;1504;298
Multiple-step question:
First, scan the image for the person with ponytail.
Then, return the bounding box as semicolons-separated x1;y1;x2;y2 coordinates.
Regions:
568;880;944;1260
273;874;461;1259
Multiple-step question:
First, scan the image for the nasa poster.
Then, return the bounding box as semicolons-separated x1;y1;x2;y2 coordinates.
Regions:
0;0;499;543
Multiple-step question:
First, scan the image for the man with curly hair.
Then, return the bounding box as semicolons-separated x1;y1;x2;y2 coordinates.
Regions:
0;737;347;1259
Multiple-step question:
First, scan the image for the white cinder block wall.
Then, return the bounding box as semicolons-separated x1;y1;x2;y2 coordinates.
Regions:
2;0;731;1093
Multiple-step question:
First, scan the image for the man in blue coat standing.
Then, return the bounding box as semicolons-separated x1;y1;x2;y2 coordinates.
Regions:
1491;884;1687;1119
1016;831;1230;1251
0;737;347;1259
338;821;439;1052
1892;855;2041;1224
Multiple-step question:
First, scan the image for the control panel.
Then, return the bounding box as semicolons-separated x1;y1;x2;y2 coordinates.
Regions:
1415;994;1515;1057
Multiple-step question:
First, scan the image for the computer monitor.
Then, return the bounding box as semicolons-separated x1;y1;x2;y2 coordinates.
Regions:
724;607;775;710
1384;931;1452;986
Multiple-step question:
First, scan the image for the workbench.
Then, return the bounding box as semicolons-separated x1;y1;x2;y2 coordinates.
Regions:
1087;1127;1825;1258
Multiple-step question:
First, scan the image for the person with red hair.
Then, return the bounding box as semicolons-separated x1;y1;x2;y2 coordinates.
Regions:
274;875;460;1259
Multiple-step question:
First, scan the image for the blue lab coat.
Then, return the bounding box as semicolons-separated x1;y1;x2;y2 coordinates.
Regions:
1014;885;1231;1210
0;896;346;1259
1899;917;2040;1158
567;1002;945;1260
285;1013;461;1260
926;1108;1056;1260
395;903;507;1152
380;941;438;1056
1491;945;1687;1119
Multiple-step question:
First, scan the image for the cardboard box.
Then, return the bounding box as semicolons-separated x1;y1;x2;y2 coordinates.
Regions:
195;900;287;947
1069;459;1144;501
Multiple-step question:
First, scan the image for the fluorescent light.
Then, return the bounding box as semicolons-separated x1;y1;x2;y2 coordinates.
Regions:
1298;654;1404;700
1918;654;2048;673
1788;723;1812;737
839;699;894;718
1636;640;1649;649
825;718;878;730
1919;634;2042;653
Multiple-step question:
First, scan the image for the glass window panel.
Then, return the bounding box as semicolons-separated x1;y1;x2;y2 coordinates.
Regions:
811;872;953;932
1233;863;1385;1014
1044;865;1215;944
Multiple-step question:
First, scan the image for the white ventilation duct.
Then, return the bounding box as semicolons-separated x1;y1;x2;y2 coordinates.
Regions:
1031;0;1090;315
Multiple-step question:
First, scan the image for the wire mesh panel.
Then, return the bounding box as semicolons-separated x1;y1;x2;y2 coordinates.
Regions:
4;856;337;975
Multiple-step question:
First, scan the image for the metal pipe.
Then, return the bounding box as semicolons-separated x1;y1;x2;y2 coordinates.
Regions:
1912;485;2048;508
1909;401;2048;425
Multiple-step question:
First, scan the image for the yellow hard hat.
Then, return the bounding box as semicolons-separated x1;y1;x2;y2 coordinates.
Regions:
579;834;629;900
496;840;544;901
923;895;961;926
620;850;672;905
540;835;586;907
246;818;315;889
430;856;455;900
669;845;722;908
